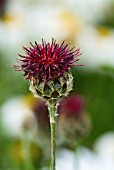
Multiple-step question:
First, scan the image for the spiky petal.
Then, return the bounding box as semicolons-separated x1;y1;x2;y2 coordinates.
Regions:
13;38;82;82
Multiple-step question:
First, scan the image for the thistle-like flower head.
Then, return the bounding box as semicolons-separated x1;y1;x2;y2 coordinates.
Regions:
59;95;85;117
14;38;82;82
14;39;82;100
58;95;91;147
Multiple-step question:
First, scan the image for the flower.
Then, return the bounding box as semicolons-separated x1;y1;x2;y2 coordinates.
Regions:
58;95;85;117
13;38;82;82
58;95;91;148
14;38;82;100
1;96;37;137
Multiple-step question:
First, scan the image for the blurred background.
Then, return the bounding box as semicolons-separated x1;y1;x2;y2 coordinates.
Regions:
0;0;114;170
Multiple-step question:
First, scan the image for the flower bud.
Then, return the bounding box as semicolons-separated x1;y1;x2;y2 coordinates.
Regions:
29;72;73;100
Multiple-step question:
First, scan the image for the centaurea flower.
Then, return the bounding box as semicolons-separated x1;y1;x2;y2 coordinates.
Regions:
14;38;82;170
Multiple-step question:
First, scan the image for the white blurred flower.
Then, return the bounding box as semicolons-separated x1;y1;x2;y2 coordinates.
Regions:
56;146;114;170
1;0;114;69
76;147;114;170
0;0;82;61
57;149;74;170
94;132;114;162
1;96;37;138
77;26;114;68
62;0;111;22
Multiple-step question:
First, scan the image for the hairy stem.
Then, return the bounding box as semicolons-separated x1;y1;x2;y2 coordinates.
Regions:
47;100;58;170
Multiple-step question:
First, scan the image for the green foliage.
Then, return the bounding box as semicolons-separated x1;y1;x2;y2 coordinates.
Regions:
72;67;114;147
0;51;29;105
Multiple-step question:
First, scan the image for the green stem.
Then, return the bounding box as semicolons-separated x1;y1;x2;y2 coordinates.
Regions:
47;100;58;170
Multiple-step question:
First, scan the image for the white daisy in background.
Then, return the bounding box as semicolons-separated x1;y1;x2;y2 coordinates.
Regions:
56;145;114;170
77;26;114;69
61;0;110;22
94;132;114;163
74;0;114;69
0;0;82;63
56;131;114;170
1;96;37;138
1;0;114;68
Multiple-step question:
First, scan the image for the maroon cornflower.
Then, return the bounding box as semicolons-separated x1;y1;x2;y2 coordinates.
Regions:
13;38;82;82
59;95;85;117
13;39;83;170
58;95;91;147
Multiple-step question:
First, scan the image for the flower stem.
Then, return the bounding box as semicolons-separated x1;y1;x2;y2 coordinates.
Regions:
47;100;58;170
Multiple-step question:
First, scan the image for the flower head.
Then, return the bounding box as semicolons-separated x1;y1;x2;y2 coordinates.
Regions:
58;95;91;147
59;95;85;117
14;38;82;82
